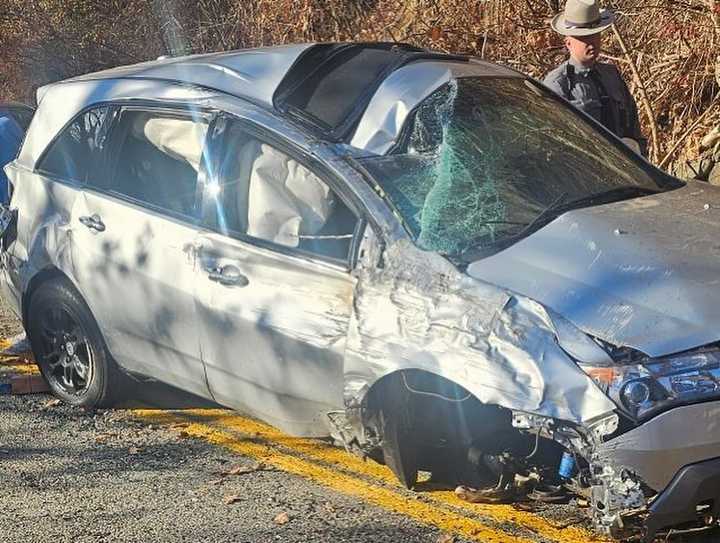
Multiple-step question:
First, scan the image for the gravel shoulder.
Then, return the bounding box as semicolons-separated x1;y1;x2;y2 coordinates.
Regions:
0;300;458;543
0;394;461;543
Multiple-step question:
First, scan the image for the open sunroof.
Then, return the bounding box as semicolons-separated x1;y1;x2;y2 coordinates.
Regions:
273;43;467;142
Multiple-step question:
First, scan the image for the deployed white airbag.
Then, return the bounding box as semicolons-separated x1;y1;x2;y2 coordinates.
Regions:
134;115;208;172
246;142;334;247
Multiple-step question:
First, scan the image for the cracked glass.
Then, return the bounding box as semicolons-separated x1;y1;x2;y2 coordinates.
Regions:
357;77;676;257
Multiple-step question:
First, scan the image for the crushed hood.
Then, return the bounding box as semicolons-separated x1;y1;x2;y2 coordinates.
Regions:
467;182;720;358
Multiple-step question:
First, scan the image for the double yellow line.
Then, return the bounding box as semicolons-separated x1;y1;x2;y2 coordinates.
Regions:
0;338;38;376
134;409;604;543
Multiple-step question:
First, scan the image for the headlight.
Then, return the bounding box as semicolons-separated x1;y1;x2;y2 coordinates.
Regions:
579;348;720;420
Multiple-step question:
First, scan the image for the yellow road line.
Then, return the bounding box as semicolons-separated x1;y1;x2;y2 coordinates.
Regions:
188;410;600;543
0;336;37;376
135;409;604;543
137;410;537;543
0;362;39;375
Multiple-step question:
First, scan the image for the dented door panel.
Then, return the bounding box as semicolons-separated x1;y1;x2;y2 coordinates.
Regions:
2;165;82;312
196;232;354;437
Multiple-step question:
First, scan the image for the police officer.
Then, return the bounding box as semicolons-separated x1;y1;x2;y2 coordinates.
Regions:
544;0;647;156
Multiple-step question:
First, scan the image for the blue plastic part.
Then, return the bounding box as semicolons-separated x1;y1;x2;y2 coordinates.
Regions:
558;451;576;479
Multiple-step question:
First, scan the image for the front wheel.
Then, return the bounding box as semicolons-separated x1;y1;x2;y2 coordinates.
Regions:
27;278;117;408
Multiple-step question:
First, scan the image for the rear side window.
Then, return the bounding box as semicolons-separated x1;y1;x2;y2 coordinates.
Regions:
106;110;209;218
37;106;111;183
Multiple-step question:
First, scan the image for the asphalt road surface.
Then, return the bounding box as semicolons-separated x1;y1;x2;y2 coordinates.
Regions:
2;297;720;543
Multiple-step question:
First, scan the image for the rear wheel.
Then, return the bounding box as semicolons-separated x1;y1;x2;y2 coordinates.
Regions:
27;278;116;408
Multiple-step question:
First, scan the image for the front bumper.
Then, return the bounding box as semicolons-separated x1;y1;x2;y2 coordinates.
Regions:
644;457;720;541
598;400;720;491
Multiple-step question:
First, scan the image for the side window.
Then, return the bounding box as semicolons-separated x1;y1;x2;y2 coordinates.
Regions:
38;106;111;183
208;123;359;263
107;110;208;218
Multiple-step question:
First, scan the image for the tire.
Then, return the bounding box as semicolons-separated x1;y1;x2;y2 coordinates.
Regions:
380;406;419;489
27;277;117;408
378;373;419;489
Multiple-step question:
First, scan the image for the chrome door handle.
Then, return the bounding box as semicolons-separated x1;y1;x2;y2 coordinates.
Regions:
79;214;105;232
207;264;249;287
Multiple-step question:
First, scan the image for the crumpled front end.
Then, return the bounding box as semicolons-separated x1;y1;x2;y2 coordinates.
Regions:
332;236;720;540
342;238;616;426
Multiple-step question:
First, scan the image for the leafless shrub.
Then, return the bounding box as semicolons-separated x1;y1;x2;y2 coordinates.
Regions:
0;0;717;169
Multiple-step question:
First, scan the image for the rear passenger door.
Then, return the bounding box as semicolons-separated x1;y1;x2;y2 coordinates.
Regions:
69;105;211;396
196;118;363;436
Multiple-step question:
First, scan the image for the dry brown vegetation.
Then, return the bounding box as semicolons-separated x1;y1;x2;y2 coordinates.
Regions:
1;0;718;169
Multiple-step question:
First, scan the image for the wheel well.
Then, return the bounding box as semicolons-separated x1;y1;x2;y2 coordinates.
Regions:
364;369;520;483
22;267;69;330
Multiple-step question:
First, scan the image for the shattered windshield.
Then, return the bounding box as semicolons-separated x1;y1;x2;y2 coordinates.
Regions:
356;77;679;257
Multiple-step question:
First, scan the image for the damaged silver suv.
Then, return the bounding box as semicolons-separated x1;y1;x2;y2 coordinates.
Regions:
2;43;719;540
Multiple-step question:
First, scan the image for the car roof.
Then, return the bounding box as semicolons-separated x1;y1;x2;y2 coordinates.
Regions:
46;43;520;115
58;43;314;109
0;102;35;131
22;43;523;166
0;102;34;111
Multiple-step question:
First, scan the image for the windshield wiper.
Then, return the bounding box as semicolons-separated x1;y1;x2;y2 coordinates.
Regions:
459;185;660;261
521;186;660;236
519;191;570;235
458;192;569;260
553;185;660;211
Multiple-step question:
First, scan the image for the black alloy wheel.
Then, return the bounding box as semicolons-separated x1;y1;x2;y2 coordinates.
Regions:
27;278;116;408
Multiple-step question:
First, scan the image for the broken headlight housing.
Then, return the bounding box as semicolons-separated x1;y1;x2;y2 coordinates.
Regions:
579;348;720;421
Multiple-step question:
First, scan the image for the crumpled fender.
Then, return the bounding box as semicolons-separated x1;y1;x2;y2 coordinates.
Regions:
343;239;616;432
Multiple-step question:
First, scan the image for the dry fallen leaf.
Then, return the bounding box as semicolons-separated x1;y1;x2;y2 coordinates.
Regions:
273;511;290;525
225;465;251;476
224;494;242;505
128;446;141;455
43;399;61;409
436;534;455;543
222;462;265;476
429;26;443;41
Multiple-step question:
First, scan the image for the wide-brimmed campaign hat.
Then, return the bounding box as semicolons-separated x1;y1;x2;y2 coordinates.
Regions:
551;0;615;37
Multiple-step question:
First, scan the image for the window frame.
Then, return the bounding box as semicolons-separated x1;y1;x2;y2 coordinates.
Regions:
98;103;215;225
200;114;367;271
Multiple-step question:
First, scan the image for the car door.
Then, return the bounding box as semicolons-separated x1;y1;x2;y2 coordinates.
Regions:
69;105;212;397
196;119;363;436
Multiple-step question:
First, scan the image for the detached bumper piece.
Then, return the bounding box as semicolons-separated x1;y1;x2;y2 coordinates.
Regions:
644;457;720;541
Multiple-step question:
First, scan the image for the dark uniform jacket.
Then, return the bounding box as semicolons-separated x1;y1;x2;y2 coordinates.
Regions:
543;58;647;156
